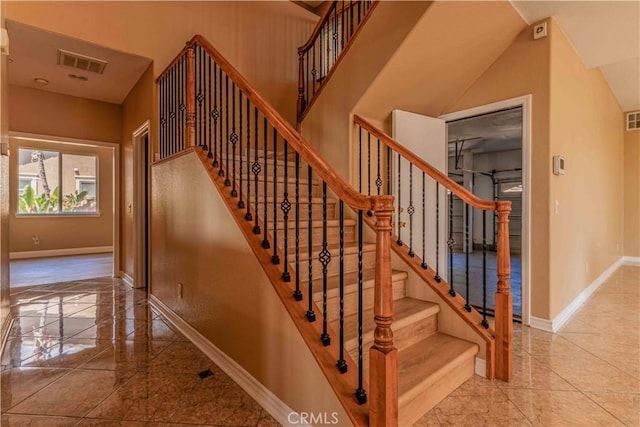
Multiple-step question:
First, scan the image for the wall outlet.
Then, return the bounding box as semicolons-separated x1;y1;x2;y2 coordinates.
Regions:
32;236;40;245
177;282;183;299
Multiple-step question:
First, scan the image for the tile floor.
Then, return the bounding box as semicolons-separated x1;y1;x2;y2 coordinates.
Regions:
417;263;640;426
2;266;638;426
1;277;278;426
10;254;114;289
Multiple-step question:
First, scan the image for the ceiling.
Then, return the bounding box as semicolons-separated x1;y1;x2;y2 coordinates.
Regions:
510;1;640;112
447;107;523;155
7;20;152;104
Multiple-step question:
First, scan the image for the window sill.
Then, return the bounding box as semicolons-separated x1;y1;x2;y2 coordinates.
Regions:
15;212;102;219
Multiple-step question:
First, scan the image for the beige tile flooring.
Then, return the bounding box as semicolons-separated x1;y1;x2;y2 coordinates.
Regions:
416;264;640;427
10;254;114;289
1;266;638;426
1;278;278;426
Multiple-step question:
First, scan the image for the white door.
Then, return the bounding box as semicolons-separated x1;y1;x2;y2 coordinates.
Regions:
392;109;447;280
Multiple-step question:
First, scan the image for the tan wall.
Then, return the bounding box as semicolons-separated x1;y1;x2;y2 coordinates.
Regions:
445;21;552;319
8;85;122;143
151;151;349;423
547;19;624;318
1;0;11;331
121;65;154;279
6;1;317;126
8;138;114;253
624;128;640;257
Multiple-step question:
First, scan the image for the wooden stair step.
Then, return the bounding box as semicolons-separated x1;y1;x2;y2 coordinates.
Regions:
295;242;376;279
294;241;376;261
396;333;478;426
275;218;355;231
339;298;440;353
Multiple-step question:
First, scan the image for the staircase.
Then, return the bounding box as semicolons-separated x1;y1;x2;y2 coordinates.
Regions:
155;24;513;427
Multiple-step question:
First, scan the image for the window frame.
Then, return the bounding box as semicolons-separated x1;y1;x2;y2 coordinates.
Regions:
16;147;100;217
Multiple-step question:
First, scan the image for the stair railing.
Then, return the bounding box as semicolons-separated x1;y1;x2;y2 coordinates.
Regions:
354;115;513;381
297;0;377;122
157;36;397;426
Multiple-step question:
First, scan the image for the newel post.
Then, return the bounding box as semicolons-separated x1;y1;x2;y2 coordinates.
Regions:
185;42;196;148
495;200;513;381
296;51;306;121
370;195;398;427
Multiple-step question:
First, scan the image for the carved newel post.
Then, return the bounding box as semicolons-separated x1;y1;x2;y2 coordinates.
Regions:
495;200;513;381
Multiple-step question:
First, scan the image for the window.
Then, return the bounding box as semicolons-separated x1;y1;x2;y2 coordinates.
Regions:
627;111;640;131
17;148;98;215
500;182;523;194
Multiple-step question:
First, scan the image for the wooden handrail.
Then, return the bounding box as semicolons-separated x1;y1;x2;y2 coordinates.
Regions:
354;115;498;212
298;1;338;53
192;35;382;213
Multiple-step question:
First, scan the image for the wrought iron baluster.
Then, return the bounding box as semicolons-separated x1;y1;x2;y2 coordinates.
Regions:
170;65;175;156
262;117;270;249
386;146;391;195
408;162;415;257
237;91;244;208
336;200;347;373
376;138;381;195
245;98;252;220
465;203;471;311
306;166;316;322
358;127;362;193
252;107;261;235
218;66;224;177
355;209;366;405
312;45;317;97
367;132;371;196
212;62;219;167
320;182;331;346
435;182;442;282
224;75;231;186
448;191;455;296
207;54;212;159
230;83;238;196
199;45;205;150
294;153;303;301
482;209;489;328
159;76;164;159
272;128;279;264
397;154;402;246
281;141;291;282
421;172;428;269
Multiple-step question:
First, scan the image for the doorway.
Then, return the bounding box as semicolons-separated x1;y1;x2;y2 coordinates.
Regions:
440;96;531;324
133;122;150;290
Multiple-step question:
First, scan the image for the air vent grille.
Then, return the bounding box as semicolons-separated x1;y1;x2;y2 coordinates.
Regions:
57;49;107;75
627;111;640;131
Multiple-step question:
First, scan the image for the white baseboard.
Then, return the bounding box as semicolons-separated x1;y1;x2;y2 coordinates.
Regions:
475;357;486;377
10;246;113;260
623;256;640;264
149;295;303;427
120;272;134;288
530;257;623;333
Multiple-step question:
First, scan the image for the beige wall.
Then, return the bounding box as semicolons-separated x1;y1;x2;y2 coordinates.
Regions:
8;137;114;253
1;0;11;333
9;85;122;143
6;1;317;126
547;19;624;318
445;21;551;319
121;65;154;279
151;152;349;423
624;125;640;257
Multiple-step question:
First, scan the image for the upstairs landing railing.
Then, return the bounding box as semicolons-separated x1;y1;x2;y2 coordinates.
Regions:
297;0;377;122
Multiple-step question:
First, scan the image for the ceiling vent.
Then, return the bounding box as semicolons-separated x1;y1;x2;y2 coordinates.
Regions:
57;49;107;74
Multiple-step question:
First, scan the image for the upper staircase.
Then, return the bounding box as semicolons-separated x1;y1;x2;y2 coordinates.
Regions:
154;8;513;423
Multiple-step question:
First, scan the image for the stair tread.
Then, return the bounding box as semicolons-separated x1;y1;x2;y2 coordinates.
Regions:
310;269;407;295
338;298;440;346
275;218;356;229
397;333;478;404
255;196;337;204
293;241;376;259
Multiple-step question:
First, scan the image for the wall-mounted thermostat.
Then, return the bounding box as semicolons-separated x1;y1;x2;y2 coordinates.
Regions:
533;22;547;40
553;155;565;175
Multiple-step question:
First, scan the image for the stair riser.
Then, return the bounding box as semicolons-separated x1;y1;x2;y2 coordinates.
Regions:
296;249;376;280
237;180;319;198
315;279;406;323
232;158;303;178
346;313;438;360
253;203;337;221
274;224;356;247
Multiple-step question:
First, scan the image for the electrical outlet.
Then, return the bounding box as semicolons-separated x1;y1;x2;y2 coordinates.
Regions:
32;236;40;245
177;282;183;299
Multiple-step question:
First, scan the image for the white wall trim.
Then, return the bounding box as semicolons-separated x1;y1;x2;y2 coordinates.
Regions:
9;246;113;260
474;357;486;377
120;271;134;288
439;95;533;326
530;257;624;333
149;295;304;427
623;256;640;264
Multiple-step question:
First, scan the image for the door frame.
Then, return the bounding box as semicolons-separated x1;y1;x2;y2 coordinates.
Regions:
132;121;151;290
439;95;532;326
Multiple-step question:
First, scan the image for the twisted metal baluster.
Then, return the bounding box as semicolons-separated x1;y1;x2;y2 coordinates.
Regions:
306;166;316;322
435;182;442;282
448;191;456;297
244;98;251;220
212;62;219;167
293;153;303;301
320;182;331;346
465;203;472;312
421;171;428;269
224;75;231;187
262;117;270;249
252;107;261;235
272;128;279;264
237;91;244;208
230;83;238;196
354;210;367;405
482;209;489;328
207;55;212;159
281;141;291;282
408;162;415;257
336;200;347;373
